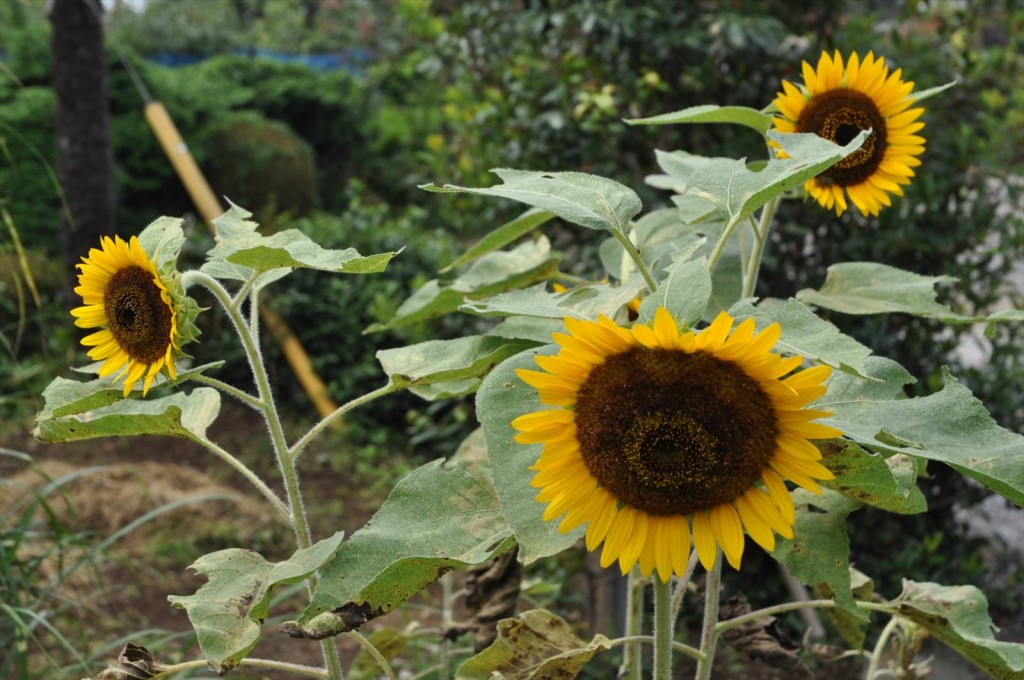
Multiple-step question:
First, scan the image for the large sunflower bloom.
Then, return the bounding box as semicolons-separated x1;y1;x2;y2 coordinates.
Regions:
511;308;842;579
772;50;926;217
71;235;180;396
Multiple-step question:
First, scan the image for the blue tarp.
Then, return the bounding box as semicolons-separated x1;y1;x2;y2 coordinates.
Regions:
144;47;371;74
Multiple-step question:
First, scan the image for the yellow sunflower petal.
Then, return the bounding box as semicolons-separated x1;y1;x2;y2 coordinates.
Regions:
710;503;745;570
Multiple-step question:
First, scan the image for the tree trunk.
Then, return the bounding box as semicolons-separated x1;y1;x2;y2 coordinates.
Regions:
50;0;116;297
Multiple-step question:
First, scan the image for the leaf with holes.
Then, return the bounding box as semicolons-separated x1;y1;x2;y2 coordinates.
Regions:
167;532;344;673
455;609;610;679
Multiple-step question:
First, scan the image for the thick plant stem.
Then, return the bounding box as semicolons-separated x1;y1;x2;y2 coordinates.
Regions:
619;567;645;680
183;271;343;680
612;229;658;293
741;196;780;299
652;577;675;680
694;551;722;680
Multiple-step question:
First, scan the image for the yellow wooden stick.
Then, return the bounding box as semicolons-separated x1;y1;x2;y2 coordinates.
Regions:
144;101;340;420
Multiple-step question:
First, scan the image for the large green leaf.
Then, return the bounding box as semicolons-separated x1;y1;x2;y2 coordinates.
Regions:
488;316;566;344
772;489;864;619
476;347;584;564
626;104;773;134
202;203;396;287
167;532;344;674
462;278;646;321
637;255;712;328
455;609;610;680
822;365;1024;505
287;460;514;638
377;336;537;389
659;130;868;229
797;262;1024;328
34;386;221;443
819;440;926;514
887;580;1024;679
442;208;557;272
422;169;642;234
729;298;875;379
367;237;560;332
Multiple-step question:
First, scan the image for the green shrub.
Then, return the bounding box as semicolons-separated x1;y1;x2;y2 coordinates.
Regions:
202;111;316;217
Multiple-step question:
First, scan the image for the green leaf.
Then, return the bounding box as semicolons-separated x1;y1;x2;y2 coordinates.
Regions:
822;365;1024;505
367;237;560;332
422;168;642;234
442;208;557;272
167;532;344;674
772;489;864;619
660;130;869;229
202;203;396;287
816;568;875;649
729;298;876;379
488;316;566;344
796;262;969;320
626;104;773;134
137;216;185;274
378;336;537;389
887;580;1024;679
34;387;221;443
909;80;957;103
462;278;646;321
797;263;1023;327
455;609;610;680
819;440;926;514
408;378;483;402
477;346;584;563
288;460;514;637
637;256;712;328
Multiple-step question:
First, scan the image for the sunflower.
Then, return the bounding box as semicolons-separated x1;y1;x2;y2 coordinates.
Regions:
772;50;926;217
511;308;842;579
71;235;181;396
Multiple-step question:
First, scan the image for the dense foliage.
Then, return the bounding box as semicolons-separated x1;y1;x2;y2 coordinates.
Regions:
1;3;1021;675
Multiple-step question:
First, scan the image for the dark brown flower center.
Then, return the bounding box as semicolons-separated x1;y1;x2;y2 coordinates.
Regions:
796;88;887;187
103;266;173;364
573;347;778;515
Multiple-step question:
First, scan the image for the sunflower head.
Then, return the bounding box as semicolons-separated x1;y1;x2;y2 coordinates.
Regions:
71;234;195;396
511;308;842;579
772;50;926;217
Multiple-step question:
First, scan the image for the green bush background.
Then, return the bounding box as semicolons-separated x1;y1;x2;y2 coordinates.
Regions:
1;0;1021;668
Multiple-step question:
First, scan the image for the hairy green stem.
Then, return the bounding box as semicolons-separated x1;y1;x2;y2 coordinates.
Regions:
741;196;780;299
150;657;328;679
348;630;397;680
694;551;723;680
619;567;645;680
611;229;658;293
289;382;400;460
191;373;263;410
605;635;705;662
652;577;675;680
712;599;891;635
670;550;700;622
193;438;290;521
181;270;343;680
439;570;454;679
865;616;901;679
